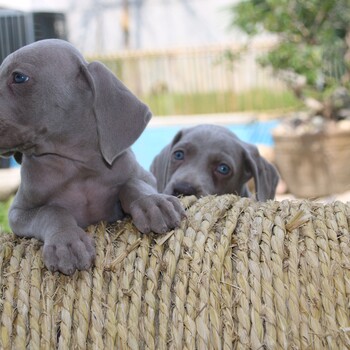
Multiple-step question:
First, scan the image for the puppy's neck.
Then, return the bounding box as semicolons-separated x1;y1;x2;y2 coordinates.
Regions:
27;133;100;164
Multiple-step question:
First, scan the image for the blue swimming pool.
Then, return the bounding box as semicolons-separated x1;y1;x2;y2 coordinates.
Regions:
8;119;279;170
132;119;279;170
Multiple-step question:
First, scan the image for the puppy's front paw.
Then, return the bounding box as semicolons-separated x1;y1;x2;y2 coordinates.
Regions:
43;227;96;275
129;194;185;234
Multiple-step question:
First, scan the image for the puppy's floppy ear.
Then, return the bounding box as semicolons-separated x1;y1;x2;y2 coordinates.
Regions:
150;144;172;192
150;130;183;192
84;61;152;165
243;144;279;201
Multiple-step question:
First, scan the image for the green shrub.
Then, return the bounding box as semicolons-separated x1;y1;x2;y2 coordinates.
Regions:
0;198;12;233
230;0;350;111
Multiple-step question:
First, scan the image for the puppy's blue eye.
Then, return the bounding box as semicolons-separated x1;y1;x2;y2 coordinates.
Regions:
216;163;230;175
173;150;184;160
13;72;29;84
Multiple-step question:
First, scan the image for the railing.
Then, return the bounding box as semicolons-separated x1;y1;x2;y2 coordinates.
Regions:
87;41;299;116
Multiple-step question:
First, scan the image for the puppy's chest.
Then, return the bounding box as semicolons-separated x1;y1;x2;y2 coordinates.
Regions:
52;175;122;225
60;178;117;204
24;160;123;225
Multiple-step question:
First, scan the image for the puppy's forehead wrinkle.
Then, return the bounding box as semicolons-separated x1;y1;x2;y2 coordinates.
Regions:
172;140;197;153
178;132;242;160
7;40;86;73
208;151;235;165
183;127;238;146
2;61;36;76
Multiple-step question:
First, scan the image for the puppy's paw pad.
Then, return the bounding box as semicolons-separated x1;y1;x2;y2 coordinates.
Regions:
43;228;96;275
129;194;185;234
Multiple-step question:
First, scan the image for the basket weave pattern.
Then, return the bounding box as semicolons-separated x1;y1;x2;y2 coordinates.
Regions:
0;195;350;349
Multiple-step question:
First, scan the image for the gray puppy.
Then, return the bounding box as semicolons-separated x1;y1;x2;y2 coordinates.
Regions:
151;124;279;201
0;39;184;275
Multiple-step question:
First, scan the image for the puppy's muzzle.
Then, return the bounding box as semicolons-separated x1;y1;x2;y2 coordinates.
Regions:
172;182;198;197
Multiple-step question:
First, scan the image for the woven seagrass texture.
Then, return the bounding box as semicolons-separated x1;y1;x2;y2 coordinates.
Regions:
0;194;350;349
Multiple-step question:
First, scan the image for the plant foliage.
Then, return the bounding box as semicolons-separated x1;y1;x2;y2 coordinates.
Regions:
230;0;350;99
0;198;11;233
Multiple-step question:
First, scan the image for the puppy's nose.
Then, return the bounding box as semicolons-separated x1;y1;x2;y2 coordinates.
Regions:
172;182;197;197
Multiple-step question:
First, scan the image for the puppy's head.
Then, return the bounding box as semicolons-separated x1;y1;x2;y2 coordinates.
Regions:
151;124;279;201
0;39;151;164
0;39;78;157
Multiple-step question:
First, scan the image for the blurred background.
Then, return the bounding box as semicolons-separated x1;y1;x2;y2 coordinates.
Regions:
0;0;349;231
0;0;296;118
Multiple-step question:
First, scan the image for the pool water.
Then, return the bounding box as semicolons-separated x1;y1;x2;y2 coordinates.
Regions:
132;119;279;170
8;119;279;170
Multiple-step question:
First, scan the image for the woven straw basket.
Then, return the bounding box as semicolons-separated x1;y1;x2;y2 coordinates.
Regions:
1;194;350;349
